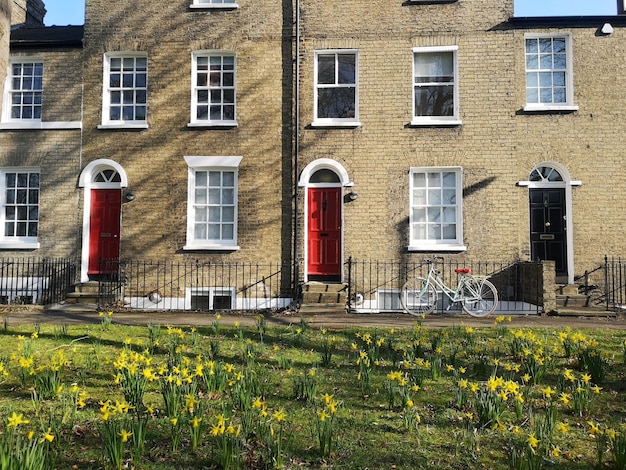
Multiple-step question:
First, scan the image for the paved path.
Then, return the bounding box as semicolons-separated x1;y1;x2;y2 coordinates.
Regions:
1;304;625;330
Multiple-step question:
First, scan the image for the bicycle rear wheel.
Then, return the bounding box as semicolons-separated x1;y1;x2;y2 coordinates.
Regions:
461;278;498;317
400;278;437;316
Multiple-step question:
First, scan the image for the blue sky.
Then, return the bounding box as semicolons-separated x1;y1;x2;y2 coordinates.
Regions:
42;0;619;26
43;0;84;26
515;0;617;16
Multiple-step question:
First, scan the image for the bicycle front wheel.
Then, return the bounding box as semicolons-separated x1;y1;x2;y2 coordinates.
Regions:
400;277;437;316
461;278;498;317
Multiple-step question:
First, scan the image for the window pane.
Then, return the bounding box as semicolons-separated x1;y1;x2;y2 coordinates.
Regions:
427;207;441;223
442;189;456;205
337;54;356;84
428;224;441;240
442;224;456;240
195;224;207;239
208;224;220;239
553;72;566;87
208;188;221;204
209;171;221;186
317;88;355;119
442;206;456;222
208;206;221;222
195;188;207;204
553;87;566;103
413;172;425;188
414;52;453;82
317;54;335;84
413;208;426;223
195;207;207;222
413;223;426;239
428;189;441;205
222;188;234;205
222;224;234;240
553;38;566;53
223;171;235;186
413;189;426;205
539;88;553;103
414;85;453;117
222;206;234;223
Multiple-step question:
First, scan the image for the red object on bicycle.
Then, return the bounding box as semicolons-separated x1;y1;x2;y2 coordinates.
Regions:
455;268;471;274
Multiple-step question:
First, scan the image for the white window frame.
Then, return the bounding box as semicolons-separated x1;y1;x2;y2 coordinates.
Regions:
99;53;148;129
523;33;578;112
0;168;40;249
184;156;242;251
312;49;360;127
190;0;239;9
408;166;466;252
3;59;43;124
411;46;461;126
0;56;81;130
185;286;236;310
189;51;237;128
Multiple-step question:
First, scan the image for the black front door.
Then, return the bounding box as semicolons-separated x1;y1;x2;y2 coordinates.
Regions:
530;188;567;276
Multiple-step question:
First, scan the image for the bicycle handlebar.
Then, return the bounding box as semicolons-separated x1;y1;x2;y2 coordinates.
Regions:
423;256;445;264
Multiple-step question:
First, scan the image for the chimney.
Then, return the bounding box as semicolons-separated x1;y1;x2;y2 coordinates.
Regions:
11;0;46;27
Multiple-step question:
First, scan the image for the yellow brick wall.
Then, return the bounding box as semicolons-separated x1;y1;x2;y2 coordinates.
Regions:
0;44;83;258
81;0;290;265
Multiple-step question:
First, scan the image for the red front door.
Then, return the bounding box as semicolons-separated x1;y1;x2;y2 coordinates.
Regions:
307;187;342;279
88;189;121;275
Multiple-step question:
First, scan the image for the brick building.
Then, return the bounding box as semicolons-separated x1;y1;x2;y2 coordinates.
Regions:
1;0;626;311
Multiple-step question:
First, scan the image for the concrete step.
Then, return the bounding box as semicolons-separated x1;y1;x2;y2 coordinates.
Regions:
556;294;591;308
302;282;348;294
302;291;347;304
556;284;579;295
65;291;99;305
72;281;100;294
298;304;347;315
555;307;615;317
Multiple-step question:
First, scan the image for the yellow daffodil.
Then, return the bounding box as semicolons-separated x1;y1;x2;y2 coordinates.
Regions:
526;433;539;449
119;429;132;443
7;412;29;427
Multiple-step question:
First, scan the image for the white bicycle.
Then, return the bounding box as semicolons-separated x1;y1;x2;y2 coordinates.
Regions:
399;257;499;317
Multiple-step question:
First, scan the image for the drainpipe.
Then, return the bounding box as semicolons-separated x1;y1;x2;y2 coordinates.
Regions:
292;0;301;302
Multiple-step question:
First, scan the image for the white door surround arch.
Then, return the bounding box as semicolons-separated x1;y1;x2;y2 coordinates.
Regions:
78;159;129;282
518;161;581;285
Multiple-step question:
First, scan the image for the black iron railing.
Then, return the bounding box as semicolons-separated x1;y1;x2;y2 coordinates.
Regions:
0;257;76;305
345;258;543;314
97;259;295;312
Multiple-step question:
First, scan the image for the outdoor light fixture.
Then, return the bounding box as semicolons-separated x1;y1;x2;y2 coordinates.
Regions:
601;23;614;35
125;190;136;202
347;191;359;201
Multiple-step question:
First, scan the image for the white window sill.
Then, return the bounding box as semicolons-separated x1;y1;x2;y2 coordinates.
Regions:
408;244;467;252
189;3;239;9
187;121;238;128
0;241;40;250
0;121;82;130
183;244;240;251
522;105;579;113
409;118;462;127
310;121;362;129
97;123;149;130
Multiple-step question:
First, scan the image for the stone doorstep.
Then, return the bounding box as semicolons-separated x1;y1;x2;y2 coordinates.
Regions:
555;294;591;308
302;281;348;294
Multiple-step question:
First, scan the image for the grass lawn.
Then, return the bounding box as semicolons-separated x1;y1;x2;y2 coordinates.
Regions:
0;314;623;469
